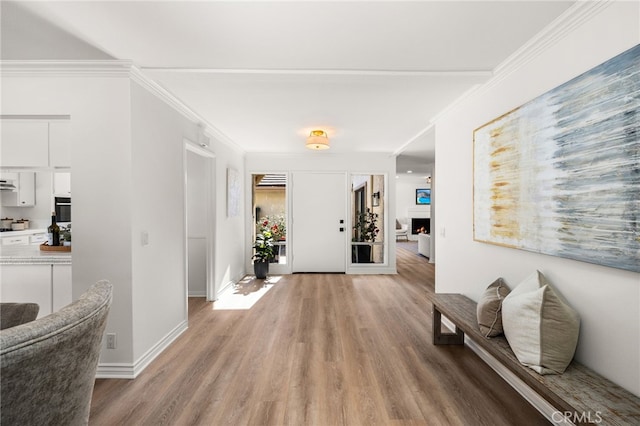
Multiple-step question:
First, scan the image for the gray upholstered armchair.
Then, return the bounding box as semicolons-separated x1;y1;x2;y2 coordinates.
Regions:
0;302;40;330
0;280;112;426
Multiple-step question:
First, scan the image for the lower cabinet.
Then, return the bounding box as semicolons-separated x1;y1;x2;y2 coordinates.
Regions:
0;264;72;318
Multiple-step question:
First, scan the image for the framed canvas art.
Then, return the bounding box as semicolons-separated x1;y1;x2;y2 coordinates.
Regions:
416;189;431;205
473;44;639;272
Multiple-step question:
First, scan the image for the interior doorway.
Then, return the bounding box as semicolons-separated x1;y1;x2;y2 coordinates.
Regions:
184;142;215;304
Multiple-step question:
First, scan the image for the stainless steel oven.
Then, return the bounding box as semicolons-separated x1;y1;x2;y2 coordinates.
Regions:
54;197;71;223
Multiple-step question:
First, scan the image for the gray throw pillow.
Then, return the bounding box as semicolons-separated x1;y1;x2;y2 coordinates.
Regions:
476;278;510;337
502;270;580;375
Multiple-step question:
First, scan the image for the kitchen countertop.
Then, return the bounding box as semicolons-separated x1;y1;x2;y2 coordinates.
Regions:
0;228;47;236
0;244;72;265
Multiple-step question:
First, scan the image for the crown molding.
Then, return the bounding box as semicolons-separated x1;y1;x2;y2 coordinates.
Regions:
1;59;244;154
129;66;244;154
141;67;493;78
0;60;134;77
430;0;613;124
490;0;613;86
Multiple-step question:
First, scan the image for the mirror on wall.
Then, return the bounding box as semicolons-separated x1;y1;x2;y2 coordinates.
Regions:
252;173;287;265
351;174;385;264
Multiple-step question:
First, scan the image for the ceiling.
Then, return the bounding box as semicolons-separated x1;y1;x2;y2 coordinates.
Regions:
2;1;575;175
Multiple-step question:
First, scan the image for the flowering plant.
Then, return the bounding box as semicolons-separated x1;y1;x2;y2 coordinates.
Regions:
252;231;275;263
353;208;380;242
257;215;286;241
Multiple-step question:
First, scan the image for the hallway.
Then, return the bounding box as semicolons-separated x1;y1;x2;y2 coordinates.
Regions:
90;246;548;425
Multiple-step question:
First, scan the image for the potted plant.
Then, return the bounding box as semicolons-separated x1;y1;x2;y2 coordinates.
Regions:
352;208;379;263
252;230;275;279
61;224;71;247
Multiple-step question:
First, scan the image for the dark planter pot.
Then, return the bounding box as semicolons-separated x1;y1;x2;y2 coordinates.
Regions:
254;261;269;279
351;244;372;263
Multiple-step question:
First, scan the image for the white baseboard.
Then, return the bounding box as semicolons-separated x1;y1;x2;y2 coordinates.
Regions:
438;315;572;425
188;290;206;297
96;319;188;379
215;280;236;300
464;338;574;426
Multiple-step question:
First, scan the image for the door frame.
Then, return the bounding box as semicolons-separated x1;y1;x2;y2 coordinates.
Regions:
183;140;216;306
347;172;391;274
247;171;291;275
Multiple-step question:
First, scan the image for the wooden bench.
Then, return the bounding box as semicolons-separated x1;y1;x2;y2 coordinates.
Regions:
429;293;640;426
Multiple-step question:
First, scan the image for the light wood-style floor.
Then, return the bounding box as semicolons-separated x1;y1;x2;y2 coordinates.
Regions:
90;245;549;425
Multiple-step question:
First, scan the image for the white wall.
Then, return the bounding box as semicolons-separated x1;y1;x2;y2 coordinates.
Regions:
213;137;246;297
434;1;639;395
245;152;396;274
395;175;432;226
130;81;197;363
2;74;136;366
1;71;248;374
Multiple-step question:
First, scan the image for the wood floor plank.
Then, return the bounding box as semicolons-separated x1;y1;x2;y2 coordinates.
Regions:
90;244;549;425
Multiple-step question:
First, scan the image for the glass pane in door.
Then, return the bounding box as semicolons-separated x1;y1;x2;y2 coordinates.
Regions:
351;174;385;264
252;173;287;264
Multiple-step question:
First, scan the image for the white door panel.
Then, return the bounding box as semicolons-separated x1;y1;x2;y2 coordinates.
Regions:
292;172;346;273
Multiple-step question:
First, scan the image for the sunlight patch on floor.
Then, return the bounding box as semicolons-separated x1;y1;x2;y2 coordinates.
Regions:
213;275;281;310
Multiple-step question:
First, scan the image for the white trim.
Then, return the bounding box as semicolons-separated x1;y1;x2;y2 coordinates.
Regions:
438;314;572;424
0;59;245;155
216;280;236;301
185;139;216;158
0;60;133;77
130;66;244;154
393;123;435;157
140;67;493;78
188;290;207;297
95;320;188;379
464;339;574;426
430;0;611;125
491;0;613;82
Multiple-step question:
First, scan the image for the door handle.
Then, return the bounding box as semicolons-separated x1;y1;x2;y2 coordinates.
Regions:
339;227;344;232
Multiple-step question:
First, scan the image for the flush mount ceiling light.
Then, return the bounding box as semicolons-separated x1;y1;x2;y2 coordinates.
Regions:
306;129;330;150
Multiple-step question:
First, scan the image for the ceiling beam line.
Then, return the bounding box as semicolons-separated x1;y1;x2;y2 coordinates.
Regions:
139;67;493;77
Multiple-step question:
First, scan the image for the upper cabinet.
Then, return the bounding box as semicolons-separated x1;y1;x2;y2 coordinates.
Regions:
0;172;35;207
53;172;71;196
1;119;70;168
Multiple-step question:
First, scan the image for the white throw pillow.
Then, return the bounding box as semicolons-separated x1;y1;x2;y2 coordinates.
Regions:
502;271;580;375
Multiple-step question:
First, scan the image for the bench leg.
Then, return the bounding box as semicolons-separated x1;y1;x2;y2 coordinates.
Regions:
432;307;465;345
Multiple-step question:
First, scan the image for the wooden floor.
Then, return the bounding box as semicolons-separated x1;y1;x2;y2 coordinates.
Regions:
90;245;549;425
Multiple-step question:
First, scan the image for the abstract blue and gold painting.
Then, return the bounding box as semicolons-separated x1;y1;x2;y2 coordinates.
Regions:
474;44;639;272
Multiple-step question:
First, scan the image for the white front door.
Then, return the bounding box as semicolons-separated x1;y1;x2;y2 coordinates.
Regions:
291;172;347;273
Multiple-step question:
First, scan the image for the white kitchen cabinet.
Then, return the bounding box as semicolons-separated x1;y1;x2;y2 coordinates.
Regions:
0;121;49;167
0;172;35;207
53;172;71;195
1;235;30;246
30;233;48;245
49;121;71;168
0;264;52;318
0;119;71;168
52;264;72;312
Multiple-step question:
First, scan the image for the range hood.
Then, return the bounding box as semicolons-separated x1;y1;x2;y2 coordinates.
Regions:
0;179;17;191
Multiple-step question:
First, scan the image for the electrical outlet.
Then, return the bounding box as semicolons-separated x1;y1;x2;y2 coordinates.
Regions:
106;333;117;349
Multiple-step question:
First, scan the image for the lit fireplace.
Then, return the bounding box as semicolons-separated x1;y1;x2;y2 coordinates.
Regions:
411;218;431;234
